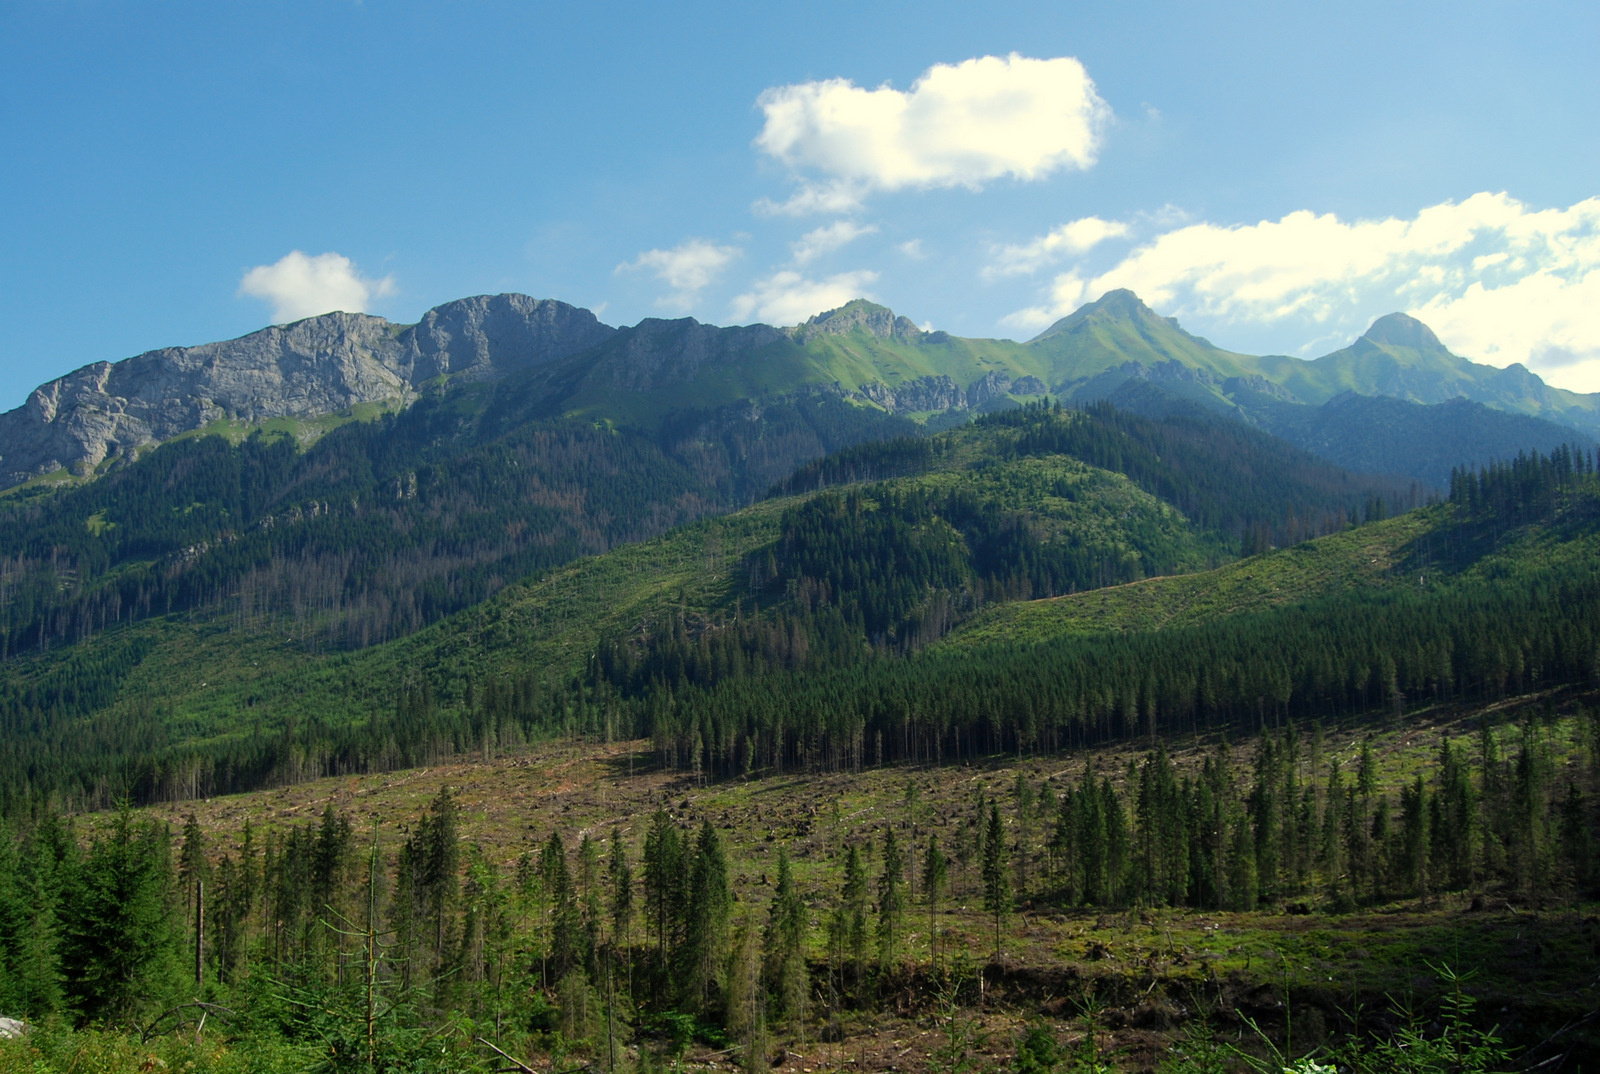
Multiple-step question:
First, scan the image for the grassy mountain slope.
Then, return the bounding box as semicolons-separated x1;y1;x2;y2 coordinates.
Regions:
546;295;1600;446
1029;288;1258;379
0;402;1411;807
10;288;1592;513
1257;313;1600;430
942;508;1436;647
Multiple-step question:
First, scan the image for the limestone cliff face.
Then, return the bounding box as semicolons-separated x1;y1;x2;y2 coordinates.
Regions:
0;296;614;486
401;294;615;382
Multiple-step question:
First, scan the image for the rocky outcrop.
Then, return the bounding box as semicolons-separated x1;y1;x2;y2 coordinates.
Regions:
852;371;1050;413
401;294;614;382
0;296;613;487
792;300;925;345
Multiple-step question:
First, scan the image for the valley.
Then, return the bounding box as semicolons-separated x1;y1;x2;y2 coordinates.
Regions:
0;293;1596;1072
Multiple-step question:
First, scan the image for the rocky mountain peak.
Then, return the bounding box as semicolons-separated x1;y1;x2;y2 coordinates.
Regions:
1088;288;1157;318
1028;288;1170;343
403;294;615;381
1360;312;1446;352
792;300;925;345
0;294;617;489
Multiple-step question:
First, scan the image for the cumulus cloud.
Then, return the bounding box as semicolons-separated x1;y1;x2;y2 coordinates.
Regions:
730;269;880;326
238;251;395;323
754;53;1110;214
1003;193;1600;391
617;239;742;311
791;220;878;264
1415;268;1600;388
985;216;1130;278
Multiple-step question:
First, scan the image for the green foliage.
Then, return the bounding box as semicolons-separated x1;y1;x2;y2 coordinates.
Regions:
1334;967;1512;1074
924;972;989;1074
58;807;184;1023
981;804;1010;959
682;820;731;1011
763;850;807;1025
1013;1024;1061;1074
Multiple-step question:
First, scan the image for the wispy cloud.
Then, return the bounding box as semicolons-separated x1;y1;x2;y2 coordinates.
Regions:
616;239;742;311
730;269;880;326
984;216;1129;278
238;251;395;323
754;53;1110;215
791;221;878;264
753;181;869;218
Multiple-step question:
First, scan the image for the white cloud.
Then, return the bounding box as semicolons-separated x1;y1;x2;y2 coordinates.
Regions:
1416;268;1600;390
998;305;1058;334
1004;193;1600;391
985;216;1130;278
238;251;395;323
616;239;742;311
753;181;869;218
730;269;880;326
754;53;1110;214
898;239;926;260
791;221;878;264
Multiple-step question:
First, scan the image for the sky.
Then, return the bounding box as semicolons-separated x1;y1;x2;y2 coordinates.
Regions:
2;1;1598;410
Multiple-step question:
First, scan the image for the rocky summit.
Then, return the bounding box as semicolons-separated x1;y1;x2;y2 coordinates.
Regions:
0;295;612;487
4;286;1599;493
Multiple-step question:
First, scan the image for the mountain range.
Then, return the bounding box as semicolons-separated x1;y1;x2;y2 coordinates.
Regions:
1;286;1596;1071
1;289;1594;493
0;281;1596;821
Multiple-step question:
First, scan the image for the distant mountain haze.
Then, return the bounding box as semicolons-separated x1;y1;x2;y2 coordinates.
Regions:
0;288;1591;491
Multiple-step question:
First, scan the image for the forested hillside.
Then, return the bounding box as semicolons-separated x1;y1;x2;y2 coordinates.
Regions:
0;416;1596;1070
0;384;913;659
0;401;1577;821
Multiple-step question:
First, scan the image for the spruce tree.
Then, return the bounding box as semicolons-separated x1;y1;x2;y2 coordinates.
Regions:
725;916;767;1074
541;831;580;981
683;819;731;1011
579;833;604;973
982;804;1011;960
839;843;869;987
876;829;905;970
0;819;63;1017
609;824;634;965
642;808;684;963
1398;775;1430;901
764;849;807;1027
178;813;210;927
1013;772;1035;897
922;836;947;973
59;807;183;1023
1100;777;1129;907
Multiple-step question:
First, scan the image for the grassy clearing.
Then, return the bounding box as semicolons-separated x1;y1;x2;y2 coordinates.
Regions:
942;509;1435;648
91;683;1598;1070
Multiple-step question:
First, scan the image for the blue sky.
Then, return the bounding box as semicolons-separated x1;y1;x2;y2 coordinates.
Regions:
3;1;1598;409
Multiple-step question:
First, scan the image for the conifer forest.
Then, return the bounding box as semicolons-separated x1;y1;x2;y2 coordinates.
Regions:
0;400;1596;1073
